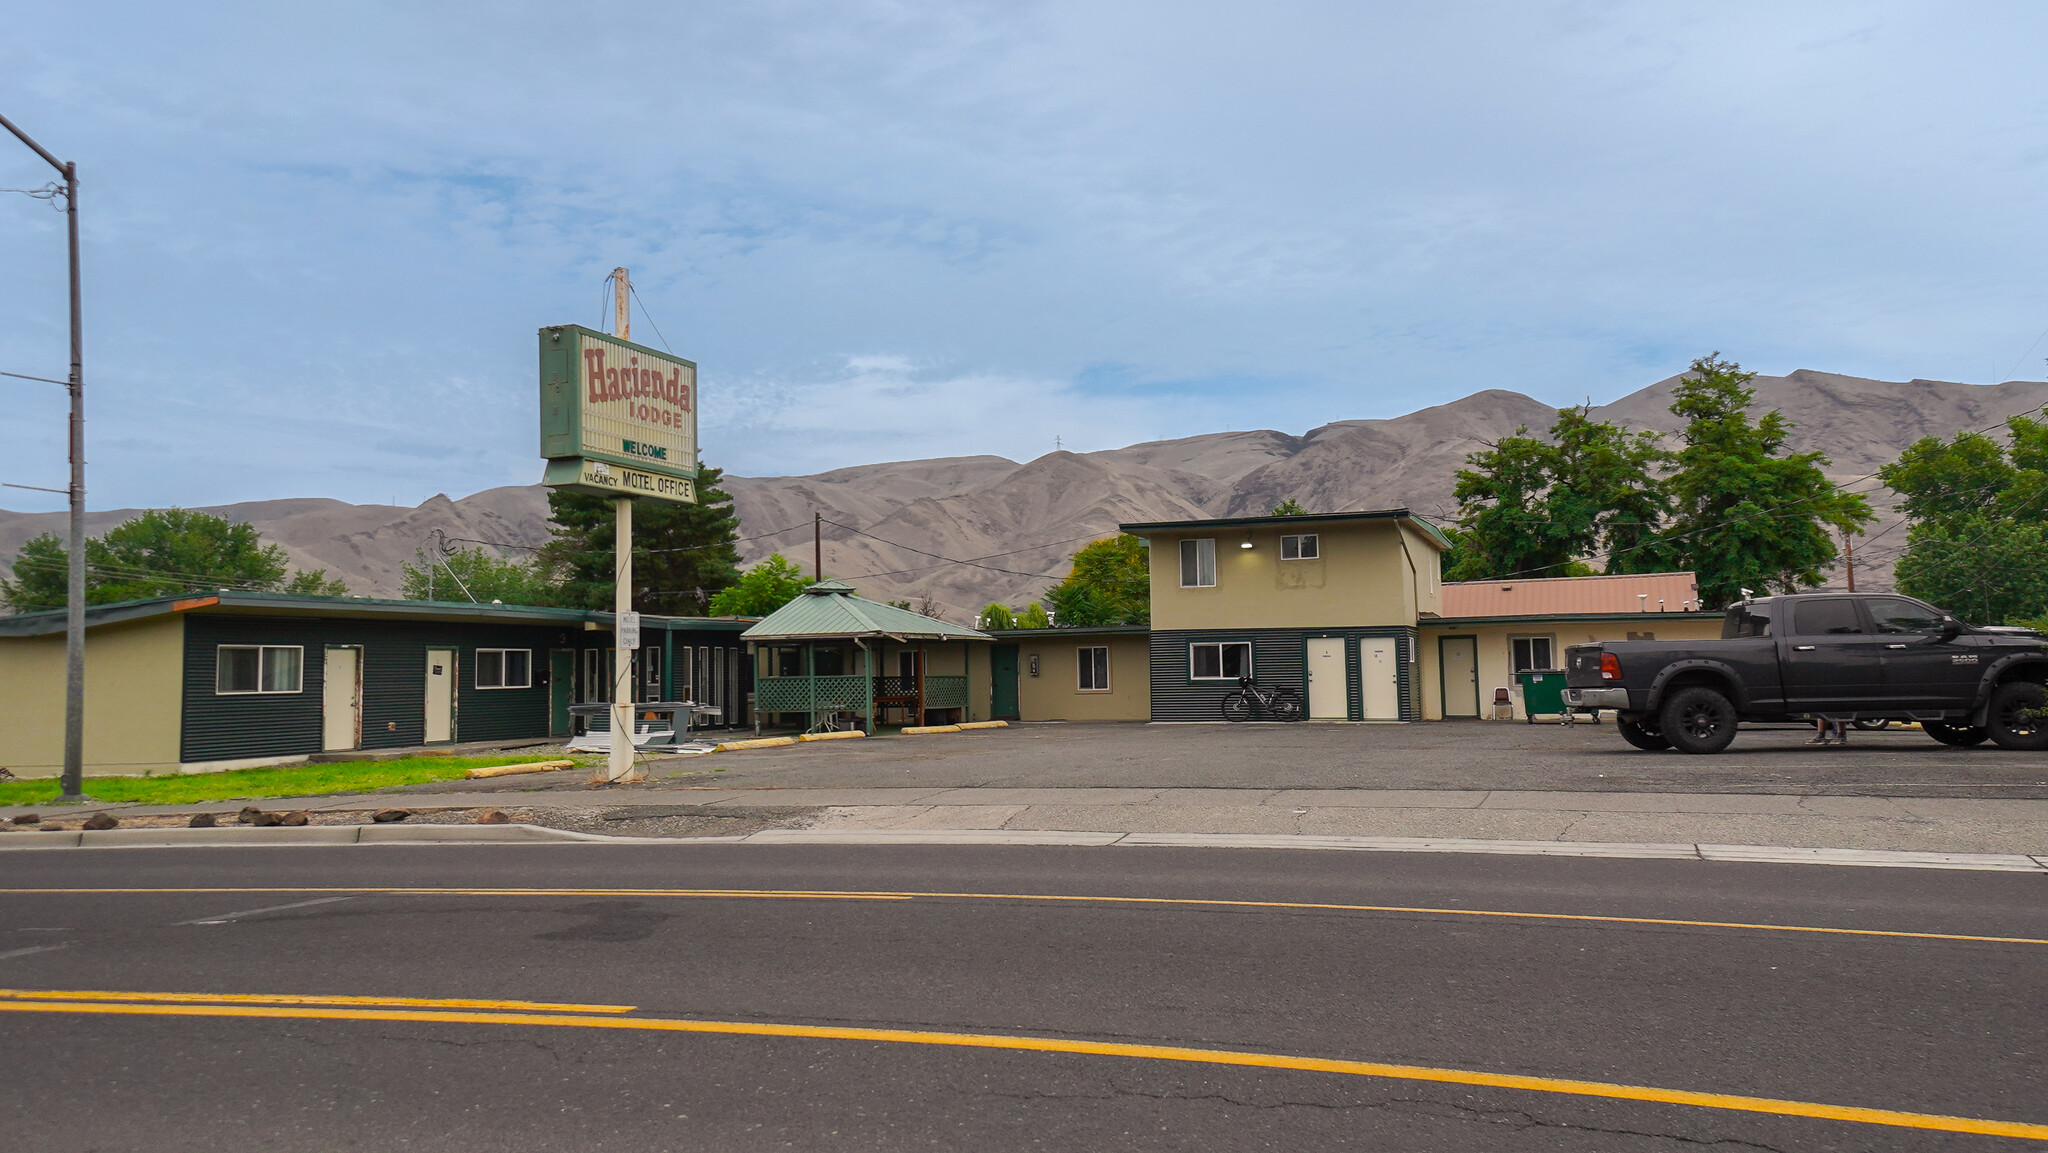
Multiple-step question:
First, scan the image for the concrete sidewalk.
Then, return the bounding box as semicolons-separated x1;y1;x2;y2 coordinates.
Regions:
7;785;2044;856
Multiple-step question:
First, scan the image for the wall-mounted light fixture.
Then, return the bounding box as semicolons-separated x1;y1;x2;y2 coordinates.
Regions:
1240;532;1255;549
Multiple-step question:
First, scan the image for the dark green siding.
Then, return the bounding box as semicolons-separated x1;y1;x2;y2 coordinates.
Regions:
1147;627;1418;722
181;615;582;764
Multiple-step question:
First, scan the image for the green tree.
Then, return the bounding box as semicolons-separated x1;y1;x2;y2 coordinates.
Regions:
1042;534;1150;626
1656;355;1871;608
1447;407;1670;582
1881;415;2048;624
706;553;810;617
1014;602;1051;629
978;602;1016;629
539;464;742;613
1269;498;1308;516
400;546;551;605
3;508;347;612
285;569;352;597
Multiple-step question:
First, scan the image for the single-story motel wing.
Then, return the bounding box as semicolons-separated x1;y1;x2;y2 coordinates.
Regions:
0;592;755;777
0;511;1721;778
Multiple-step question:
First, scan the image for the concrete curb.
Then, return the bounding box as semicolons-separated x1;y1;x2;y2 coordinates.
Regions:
1;824;2041;871
900;724;963;735
797;730;867;742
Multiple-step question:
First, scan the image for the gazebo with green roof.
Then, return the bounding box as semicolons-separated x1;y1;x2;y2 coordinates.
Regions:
740;580;993;734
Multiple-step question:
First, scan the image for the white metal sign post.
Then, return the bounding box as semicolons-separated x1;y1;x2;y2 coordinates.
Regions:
538;269;698;783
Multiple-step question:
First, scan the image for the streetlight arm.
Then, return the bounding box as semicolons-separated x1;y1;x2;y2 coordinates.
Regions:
0;111;68;174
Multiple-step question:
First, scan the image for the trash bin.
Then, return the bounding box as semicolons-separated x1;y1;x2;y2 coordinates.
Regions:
1514;669;1568;724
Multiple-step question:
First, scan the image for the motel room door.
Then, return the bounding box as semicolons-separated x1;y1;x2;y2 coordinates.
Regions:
549;649;576;737
990;644;1020;720
322;646;362;751
1360;638;1400;720
1305;637;1349;719
1440;636;1480;718
424;648;456;743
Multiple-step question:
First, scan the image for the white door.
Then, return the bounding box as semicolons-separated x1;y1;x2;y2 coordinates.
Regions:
322;647;360;750
1361;639;1400;720
1305;637;1348;719
424;648;456;743
1441;636;1479;717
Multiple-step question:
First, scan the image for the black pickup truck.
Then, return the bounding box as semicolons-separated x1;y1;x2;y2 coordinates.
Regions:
1563;592;2048;754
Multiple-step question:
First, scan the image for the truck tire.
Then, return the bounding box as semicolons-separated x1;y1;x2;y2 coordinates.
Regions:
1923;721;1989;747
1985;681;2048;751
1659;686;1738;754
1616;716;1669;751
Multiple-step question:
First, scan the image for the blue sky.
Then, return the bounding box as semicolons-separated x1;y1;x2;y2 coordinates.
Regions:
3;2;2045;510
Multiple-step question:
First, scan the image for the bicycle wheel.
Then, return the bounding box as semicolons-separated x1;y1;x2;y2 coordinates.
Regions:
1270;690;1304;722
1221;692;1254;723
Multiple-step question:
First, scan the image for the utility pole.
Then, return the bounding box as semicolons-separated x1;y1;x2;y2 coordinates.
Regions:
814;512;822;582
602;267;639;784
1;112;87;802
1843;530;1856;593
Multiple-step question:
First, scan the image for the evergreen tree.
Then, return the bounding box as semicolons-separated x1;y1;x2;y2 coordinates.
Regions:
1657;355;1871;608
1042;534;1150;626
539;464;741;613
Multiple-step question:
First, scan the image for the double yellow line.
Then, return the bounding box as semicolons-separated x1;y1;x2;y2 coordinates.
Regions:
0;988;2042;1140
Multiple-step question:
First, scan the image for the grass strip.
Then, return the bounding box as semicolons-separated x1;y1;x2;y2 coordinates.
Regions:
0;755;586;807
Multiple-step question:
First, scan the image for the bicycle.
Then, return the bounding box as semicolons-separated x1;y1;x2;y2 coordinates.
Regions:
1221;675;1303;722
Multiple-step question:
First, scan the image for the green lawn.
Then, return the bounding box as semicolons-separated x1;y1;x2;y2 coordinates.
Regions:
0;754;587;807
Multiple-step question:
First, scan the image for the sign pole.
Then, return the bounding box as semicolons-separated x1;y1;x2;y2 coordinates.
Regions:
604;268;640;783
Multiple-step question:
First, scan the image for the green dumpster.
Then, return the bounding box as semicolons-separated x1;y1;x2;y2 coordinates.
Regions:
1515;668;1568;723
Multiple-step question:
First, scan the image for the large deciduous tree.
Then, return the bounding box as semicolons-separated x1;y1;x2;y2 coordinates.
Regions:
400;546;552;605
1881;415;2048;624
2;508;348;612
1656;355;1871;608
705;553;810;617
1446;407;1665;581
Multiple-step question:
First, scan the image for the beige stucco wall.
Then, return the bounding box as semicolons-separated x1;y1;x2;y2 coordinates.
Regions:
1146;521;1434;631
1418;617;1723;720
1009;633;1151;721
0;616;185;777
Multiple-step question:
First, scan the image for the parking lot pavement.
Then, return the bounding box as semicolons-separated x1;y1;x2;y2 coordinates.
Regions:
653;720;2048;799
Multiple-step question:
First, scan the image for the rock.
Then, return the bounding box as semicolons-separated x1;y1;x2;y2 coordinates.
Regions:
81;813;119;831
187;813;217;828
11;813;39;825
251;810;283;827
278;811;310;827
238;806;263;824
371;808;410;823
473;809;510;824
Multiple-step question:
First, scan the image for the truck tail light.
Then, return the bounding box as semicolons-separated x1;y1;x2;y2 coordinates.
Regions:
1599;653;1623;681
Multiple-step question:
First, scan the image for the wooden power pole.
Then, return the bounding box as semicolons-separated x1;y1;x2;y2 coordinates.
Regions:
602;267;640;784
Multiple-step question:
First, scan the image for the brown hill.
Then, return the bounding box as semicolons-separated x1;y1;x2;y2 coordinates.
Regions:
4;372;2043;620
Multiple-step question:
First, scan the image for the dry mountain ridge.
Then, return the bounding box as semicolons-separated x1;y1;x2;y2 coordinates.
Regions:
3;371;2042;620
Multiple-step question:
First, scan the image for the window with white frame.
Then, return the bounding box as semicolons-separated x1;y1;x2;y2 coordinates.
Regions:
215;645;303;694
1077;646;1110;691
474;649;532;689
1179;538;1216;587
1189;641;1252;681
1279;533;1318;560
1510;635;1555;673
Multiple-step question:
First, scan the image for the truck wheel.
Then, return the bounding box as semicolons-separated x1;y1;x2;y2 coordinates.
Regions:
1616;716;1669;751
1922;721;1988;747
1985;681;2048;751
1659;687;1738;754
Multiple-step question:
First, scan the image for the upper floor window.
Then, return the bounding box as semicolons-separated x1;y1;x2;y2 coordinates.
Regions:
216;645;302;695
475;649;532;689
1179;538;1217;587
1280;533;1318;560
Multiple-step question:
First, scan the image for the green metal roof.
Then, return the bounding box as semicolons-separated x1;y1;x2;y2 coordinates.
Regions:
742;582;993;643
0;590;756;639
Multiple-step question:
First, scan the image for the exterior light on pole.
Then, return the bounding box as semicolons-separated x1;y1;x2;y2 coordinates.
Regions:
0;110;87;802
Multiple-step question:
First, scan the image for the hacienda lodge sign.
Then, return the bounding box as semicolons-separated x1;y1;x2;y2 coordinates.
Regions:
537;324;698;503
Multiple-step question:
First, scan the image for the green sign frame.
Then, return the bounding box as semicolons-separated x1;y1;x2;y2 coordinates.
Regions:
538;324;698;502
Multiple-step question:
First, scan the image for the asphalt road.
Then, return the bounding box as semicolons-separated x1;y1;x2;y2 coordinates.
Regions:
3;843;2044;1150
631;721;2048;799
